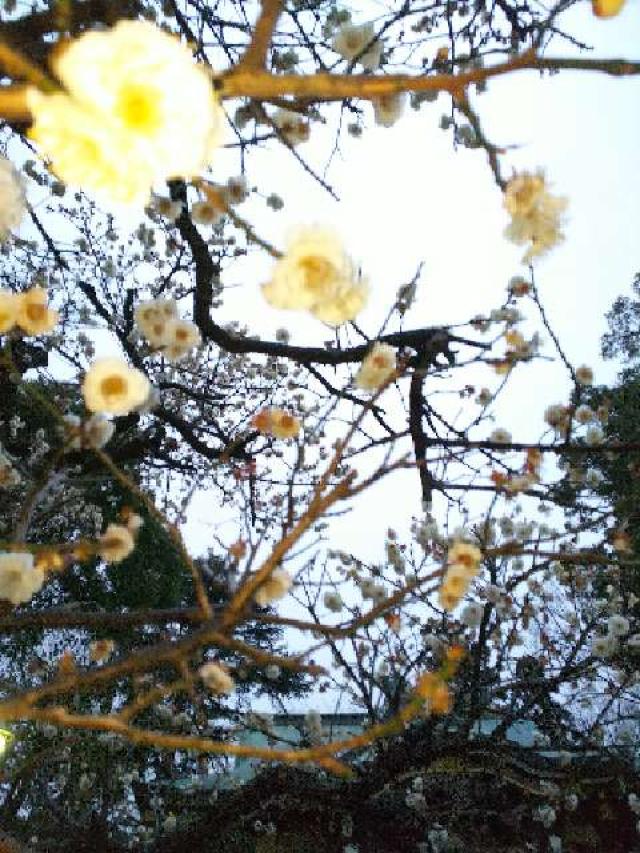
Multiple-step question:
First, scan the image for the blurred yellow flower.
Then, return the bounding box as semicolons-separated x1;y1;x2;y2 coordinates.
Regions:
199;661;235;694
252;408;300;439
592;0;625;16
16;288;58;336
28;21;224;206
83;358;150;416
254;568;293;606
0;291;19;333
99;523;135;563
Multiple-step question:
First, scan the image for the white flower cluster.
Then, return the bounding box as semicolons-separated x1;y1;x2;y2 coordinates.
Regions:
272;109;310;146
98;514;142;563
134;299;202;362
504;171;567;263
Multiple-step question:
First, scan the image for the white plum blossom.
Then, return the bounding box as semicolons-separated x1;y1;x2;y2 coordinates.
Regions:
254;569;292;606
607;615;630;637
332;23;383;70
372;93;406;127
0;553;45;605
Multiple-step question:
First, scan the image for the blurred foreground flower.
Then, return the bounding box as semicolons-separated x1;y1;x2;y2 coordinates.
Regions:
16;288;59;335
439;541;482;611
254;568;292;606
99;523;136;563
263;227;368;326
0;288;58;336
27;21;224;206
83;358;150;416
592;0;626;16
0;553;45;605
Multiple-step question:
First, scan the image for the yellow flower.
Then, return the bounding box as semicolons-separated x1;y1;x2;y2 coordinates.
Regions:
416;673;452;715
0;290;19;333
263;227;368;326
447;542;482;576
199;661;235;694
438;564;472;611
99;523;135;563
251;408;300;439
355;342;397;391
83;358;150;416
28;21;224;206
592;0;625;16
254;568;292;606
16;288;58;336
89;639;116;663
162;319;202;362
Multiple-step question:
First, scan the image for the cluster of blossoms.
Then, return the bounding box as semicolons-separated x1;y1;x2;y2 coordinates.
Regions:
98;513;143;564
0;156;26;239
491;447;542;496
591;613;638;658
438;541;483;611
503;171;567;263
0;552;45;605
332;21;383;70
198;661;235;694
355;343;397;391
253;568;293;606
251;407;301;439
494;329;541;374
83;358;150;416
134;298;201;361
27;21;224;206
262;227;368;326
0;288;58;336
